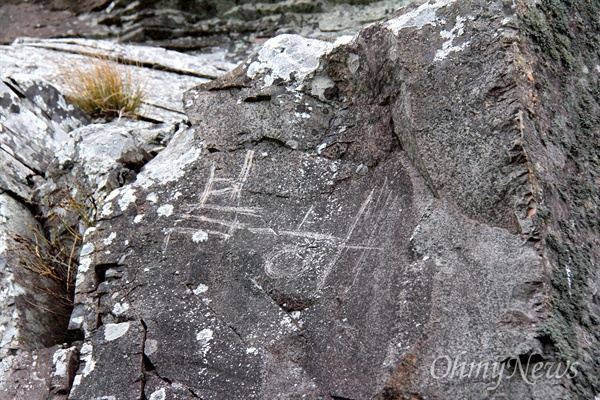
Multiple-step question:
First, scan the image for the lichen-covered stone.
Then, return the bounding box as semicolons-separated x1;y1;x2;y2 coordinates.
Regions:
0;344;78;400
66;1;599;398
0;0;597;399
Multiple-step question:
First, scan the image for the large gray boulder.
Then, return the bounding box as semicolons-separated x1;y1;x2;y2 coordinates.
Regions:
65;1;599;399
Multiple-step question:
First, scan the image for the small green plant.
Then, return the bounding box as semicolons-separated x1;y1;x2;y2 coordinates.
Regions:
65;56;146;120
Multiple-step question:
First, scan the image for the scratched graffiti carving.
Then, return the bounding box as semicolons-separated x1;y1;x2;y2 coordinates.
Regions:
163;150;401;292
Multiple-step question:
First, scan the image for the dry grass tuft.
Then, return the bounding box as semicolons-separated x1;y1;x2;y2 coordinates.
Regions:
11;186;96;309
65;56;146;120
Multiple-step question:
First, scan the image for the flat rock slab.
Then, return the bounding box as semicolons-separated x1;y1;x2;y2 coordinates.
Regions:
0;39;236;123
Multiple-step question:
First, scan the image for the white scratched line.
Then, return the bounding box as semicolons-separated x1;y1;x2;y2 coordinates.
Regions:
204;230;231;240
345;188;374;241
344;185;394;293
226;217;240;236
162;229;173;253
247;227;279;235
279;230;339;241
317;247;346;291
297;205;314;229
374;176;388;205
207;188;236;195
231;150;255;201
199;164;215;205
345;246;370;294
192;204;262;216
340;245;383;250
316;186;384;292
240;150;254;183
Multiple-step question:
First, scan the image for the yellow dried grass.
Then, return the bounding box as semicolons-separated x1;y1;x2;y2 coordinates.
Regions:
65;56;146;120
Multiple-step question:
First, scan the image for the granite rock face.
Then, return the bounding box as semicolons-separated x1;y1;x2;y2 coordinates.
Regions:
64;1;599;399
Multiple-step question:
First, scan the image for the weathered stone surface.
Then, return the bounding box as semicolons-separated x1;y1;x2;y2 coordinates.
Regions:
0;0;597;399
0;26;234;400
0;78;76;175
0;39;230;123
0;344;79;400
0;194;73;358
0;0;409;55
65;1;600;399
68;322;145;400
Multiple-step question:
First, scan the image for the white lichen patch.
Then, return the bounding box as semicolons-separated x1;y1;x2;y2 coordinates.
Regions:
52;348;71;378
75;271;86;287
79;342;95;378
192;283;209;296
149;388;166;400
118;186;137;211
385;0;456;34
104;322;130;341
78;256;92;273
100;202;113;218
333;35;355;47
80;243;95;257
102;232;117;246
135;146;201;189
146;193;158;203
317;142;328;154
192;230;208;243
434;16;472;61
310;75;336;100
196;328;214;358
157;204;174;217
144;339;158;356
83;227;96;240
104;188;121;203
112;302;130;316
134;214;144;224
247;34;333;88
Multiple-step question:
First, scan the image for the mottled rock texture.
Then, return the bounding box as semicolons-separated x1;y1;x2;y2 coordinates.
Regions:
0;0;598;399
0;37;232;399
63;1;599;399
0;0;406;56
